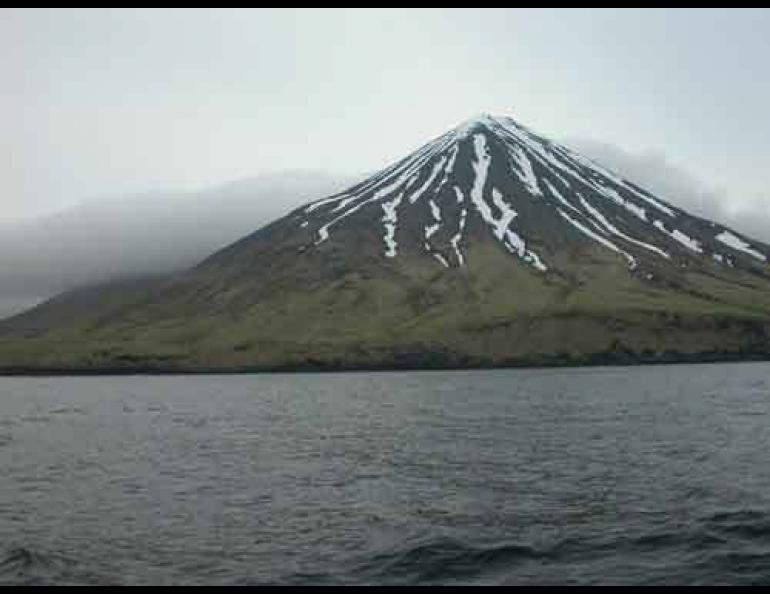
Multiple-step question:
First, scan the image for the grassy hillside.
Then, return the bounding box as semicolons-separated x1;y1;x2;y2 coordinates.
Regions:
2;234;770;373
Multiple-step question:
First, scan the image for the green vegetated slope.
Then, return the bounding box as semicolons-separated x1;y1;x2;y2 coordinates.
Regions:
2;232;769;372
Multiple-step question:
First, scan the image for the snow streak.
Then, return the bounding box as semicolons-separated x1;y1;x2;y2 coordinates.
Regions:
715;230;766;262
297;113;766;275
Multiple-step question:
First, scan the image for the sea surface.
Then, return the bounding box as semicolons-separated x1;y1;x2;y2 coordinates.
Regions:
2;364;770;585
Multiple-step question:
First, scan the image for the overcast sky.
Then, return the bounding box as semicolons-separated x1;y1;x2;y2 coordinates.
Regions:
3;8;770;223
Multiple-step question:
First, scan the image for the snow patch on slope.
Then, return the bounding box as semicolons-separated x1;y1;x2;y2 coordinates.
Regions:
716;230;767;262
559;209;636;269
450;187;468;266
434;253;450;268
408;156;447;204
578;195;669;259
381;192;404;257
653;220;702;253
424;198;442;240
509;146;543;197
470;134;547;271
490;188;519;240
543;178;579;214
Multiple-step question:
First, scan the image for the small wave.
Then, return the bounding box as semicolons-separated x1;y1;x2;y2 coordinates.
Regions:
19;415;51;424
622;529;726;553
693;550;770;586
0;547;118;586
1;547;57;570
705;509;770;539
353;537;545;584
347;528;735;585
0;547;70;586
49;406;84;415
236;571;346;586
172;416;208;428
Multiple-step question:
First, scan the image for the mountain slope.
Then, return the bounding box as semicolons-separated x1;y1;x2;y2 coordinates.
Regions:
2;114;770;372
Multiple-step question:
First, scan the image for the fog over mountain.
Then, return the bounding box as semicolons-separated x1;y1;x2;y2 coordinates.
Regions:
1;140;768;321
0;171;348;318
570;139;770;245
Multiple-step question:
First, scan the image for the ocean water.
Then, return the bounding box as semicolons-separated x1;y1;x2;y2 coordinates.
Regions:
1;364;770;585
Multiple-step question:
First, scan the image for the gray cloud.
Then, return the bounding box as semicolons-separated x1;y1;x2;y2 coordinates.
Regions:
568;138;770;243
0;171;348;319
4;9;770;226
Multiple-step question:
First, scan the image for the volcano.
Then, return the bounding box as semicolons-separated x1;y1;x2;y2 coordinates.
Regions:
3;114;770;372
286;113;768;274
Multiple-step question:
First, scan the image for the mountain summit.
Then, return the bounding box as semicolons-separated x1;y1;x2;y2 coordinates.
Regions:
290;113;766;276
3;114;770;372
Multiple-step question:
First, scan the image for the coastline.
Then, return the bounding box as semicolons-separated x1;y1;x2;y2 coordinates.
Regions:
2;349;769;377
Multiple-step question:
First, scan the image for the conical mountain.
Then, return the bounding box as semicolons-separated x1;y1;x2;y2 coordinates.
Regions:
3;114;770;371
206;113;769;276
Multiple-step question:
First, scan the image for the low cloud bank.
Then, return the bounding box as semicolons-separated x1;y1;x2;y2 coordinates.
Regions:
569;139;770;243
0;171;348;318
